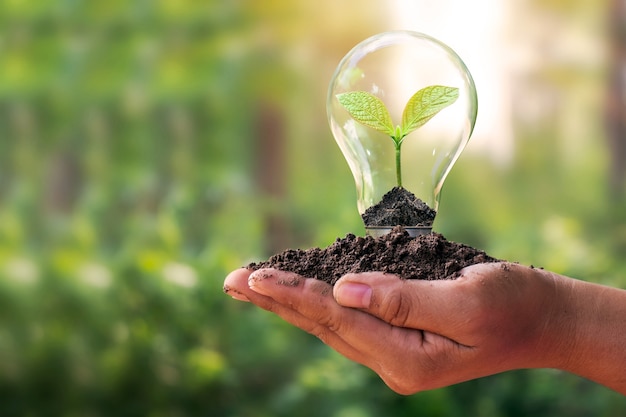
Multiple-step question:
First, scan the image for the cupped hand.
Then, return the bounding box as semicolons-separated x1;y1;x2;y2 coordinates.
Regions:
223;263;573;394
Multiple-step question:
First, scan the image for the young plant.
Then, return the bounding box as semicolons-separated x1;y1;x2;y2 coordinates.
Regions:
337;85;459;187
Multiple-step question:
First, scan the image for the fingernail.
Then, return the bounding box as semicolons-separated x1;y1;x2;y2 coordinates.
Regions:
247;269;275;296
223;285;250;302
335;282;372;308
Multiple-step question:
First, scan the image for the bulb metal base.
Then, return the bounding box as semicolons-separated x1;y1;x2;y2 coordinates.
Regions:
365;226;432;238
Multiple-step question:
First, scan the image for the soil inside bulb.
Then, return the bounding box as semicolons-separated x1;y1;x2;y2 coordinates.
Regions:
247;227;500;285
361;187;436;227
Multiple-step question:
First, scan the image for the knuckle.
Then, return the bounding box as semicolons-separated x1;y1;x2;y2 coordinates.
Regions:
308;317;346;345
378;337;458;395
385;377;419;395
381;369;425;395
386;382;416;396
379;292;413;327
309;306;345;335
309;324;334;344
319;314;344;334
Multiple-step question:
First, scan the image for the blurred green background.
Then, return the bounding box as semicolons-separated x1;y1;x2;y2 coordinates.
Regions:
1;0;626;415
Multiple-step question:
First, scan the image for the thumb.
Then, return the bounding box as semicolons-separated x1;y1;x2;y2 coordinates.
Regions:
333;272;467;332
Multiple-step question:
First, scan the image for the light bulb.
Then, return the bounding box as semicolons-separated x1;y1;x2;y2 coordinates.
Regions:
327;30;477;237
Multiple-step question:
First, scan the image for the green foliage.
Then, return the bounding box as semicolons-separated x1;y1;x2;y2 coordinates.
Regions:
337;86;458;186
0;1;625;416
336;91;395;136
401;86;459;137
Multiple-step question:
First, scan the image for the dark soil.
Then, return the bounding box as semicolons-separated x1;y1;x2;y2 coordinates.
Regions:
248;227;500;285
361;187;436;227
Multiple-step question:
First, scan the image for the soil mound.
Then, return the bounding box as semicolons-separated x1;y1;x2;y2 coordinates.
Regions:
361;187;436;227
248;227;499;285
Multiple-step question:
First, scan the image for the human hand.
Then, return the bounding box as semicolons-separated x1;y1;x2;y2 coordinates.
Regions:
224;262;573;393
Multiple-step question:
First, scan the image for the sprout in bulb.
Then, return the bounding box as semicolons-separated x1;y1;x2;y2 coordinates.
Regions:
336;85;459;188
327;31;477;236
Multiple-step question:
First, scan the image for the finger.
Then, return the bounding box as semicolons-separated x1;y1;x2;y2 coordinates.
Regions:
225;268;370;367
248;269;432;369
235;269;481;393
223;268;253;301
333;271;479;336
248;269;480;393
246;269;375;352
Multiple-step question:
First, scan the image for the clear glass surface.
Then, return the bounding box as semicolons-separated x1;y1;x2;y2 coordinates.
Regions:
327;31;478;216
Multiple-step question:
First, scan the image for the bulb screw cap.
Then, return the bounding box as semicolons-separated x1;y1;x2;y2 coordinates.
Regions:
365;226;432;238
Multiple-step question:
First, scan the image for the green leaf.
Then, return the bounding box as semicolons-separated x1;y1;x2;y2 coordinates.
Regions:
400;85;459;137
336;91;395;136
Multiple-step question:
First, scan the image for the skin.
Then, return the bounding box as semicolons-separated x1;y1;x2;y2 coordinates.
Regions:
223;262;626;395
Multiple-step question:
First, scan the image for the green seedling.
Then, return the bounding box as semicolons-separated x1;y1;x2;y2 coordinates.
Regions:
337;85;459;187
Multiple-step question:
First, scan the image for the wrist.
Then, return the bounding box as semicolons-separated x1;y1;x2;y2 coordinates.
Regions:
544;273;626;394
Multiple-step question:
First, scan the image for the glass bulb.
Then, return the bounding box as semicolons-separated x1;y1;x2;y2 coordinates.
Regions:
327;31;478;236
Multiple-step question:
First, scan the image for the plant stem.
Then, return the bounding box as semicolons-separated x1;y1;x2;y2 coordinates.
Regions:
395;141;402;187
